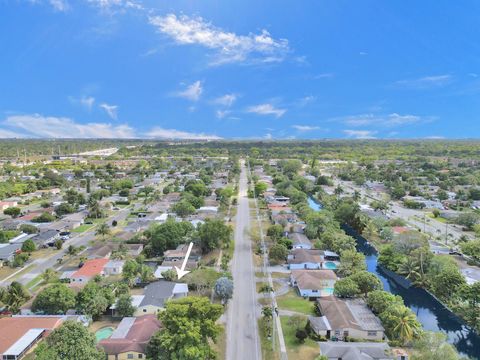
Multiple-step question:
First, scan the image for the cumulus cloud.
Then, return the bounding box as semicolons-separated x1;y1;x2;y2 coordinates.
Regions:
145;127;221;140
394;75;453;89
100;103;118;120
343;129;377;139
247;103;286;118
149;14;289;65
214;94;237;107
49;0;69;11
3;114;134;138
176;81;203;102
292;125;319;132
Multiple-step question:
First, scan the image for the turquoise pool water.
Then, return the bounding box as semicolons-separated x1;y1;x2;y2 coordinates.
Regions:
95;327;114;342
323;287;334;295
324;261;337;270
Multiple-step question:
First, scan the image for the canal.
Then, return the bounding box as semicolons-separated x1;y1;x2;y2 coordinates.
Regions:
308;196;480;359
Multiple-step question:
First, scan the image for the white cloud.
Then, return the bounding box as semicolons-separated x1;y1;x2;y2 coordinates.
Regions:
343;129;377;139
292;125;320;132
49;0;69;11
337;113;430;127
149;14;289;65
3;114;134;138
264;133;273;140
216;110;231;119
0;128;26;138
80;96;95;110
247;103;286;118
86;0;143;11
297;95;316;107
176;81;203;102
146;127;221;140
424;135;445;139
394;75;452;89
100;103;118;120
69;96;95;111
214;94;237;107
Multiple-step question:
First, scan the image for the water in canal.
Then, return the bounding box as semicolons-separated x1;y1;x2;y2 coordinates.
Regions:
308;196;480;359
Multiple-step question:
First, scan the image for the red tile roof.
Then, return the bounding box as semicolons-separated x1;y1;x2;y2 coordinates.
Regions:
72;258;109;278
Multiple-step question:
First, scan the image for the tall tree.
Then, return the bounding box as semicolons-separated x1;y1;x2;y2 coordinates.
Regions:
35;321;104;360
146;297;223;360
198;219;232;254
32;283;75;314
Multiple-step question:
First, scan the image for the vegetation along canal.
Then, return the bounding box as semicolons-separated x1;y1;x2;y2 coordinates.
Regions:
308;196;480;360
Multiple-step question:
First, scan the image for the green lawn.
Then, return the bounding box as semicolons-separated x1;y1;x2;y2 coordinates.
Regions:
258;318;279;360
71;224;94;233
276;290;315;315
280;316;319;360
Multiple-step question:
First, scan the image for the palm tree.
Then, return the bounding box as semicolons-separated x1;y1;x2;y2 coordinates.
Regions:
3;282;30;313
95;222;110;241
364;221;378;238
392;307;421;343
398;258;421;282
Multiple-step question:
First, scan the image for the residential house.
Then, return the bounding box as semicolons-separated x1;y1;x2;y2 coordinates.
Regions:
0;243;22;265
98;315;161;360
290;270;337;298
153;265;174;279
0;316;65;360
313;296;385;341
161;244;201;270
287;249;323;269
31;230;59;247
288;232;312;250
103;260;125;276
134;281;188;316
64;258;110;284
318;342;394;360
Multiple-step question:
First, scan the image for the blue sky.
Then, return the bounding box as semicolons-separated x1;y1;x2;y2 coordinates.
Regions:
1;0;480;139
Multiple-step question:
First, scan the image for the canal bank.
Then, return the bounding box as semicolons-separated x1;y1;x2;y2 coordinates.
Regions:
308;196;480;359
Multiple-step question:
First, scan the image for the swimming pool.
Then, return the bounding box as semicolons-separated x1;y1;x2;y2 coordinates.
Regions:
323;287;335;296
95;327;114;342
323;261;337;270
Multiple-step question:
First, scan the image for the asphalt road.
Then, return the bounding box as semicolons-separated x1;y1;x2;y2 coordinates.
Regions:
0;206;132;287
226;160;261;360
